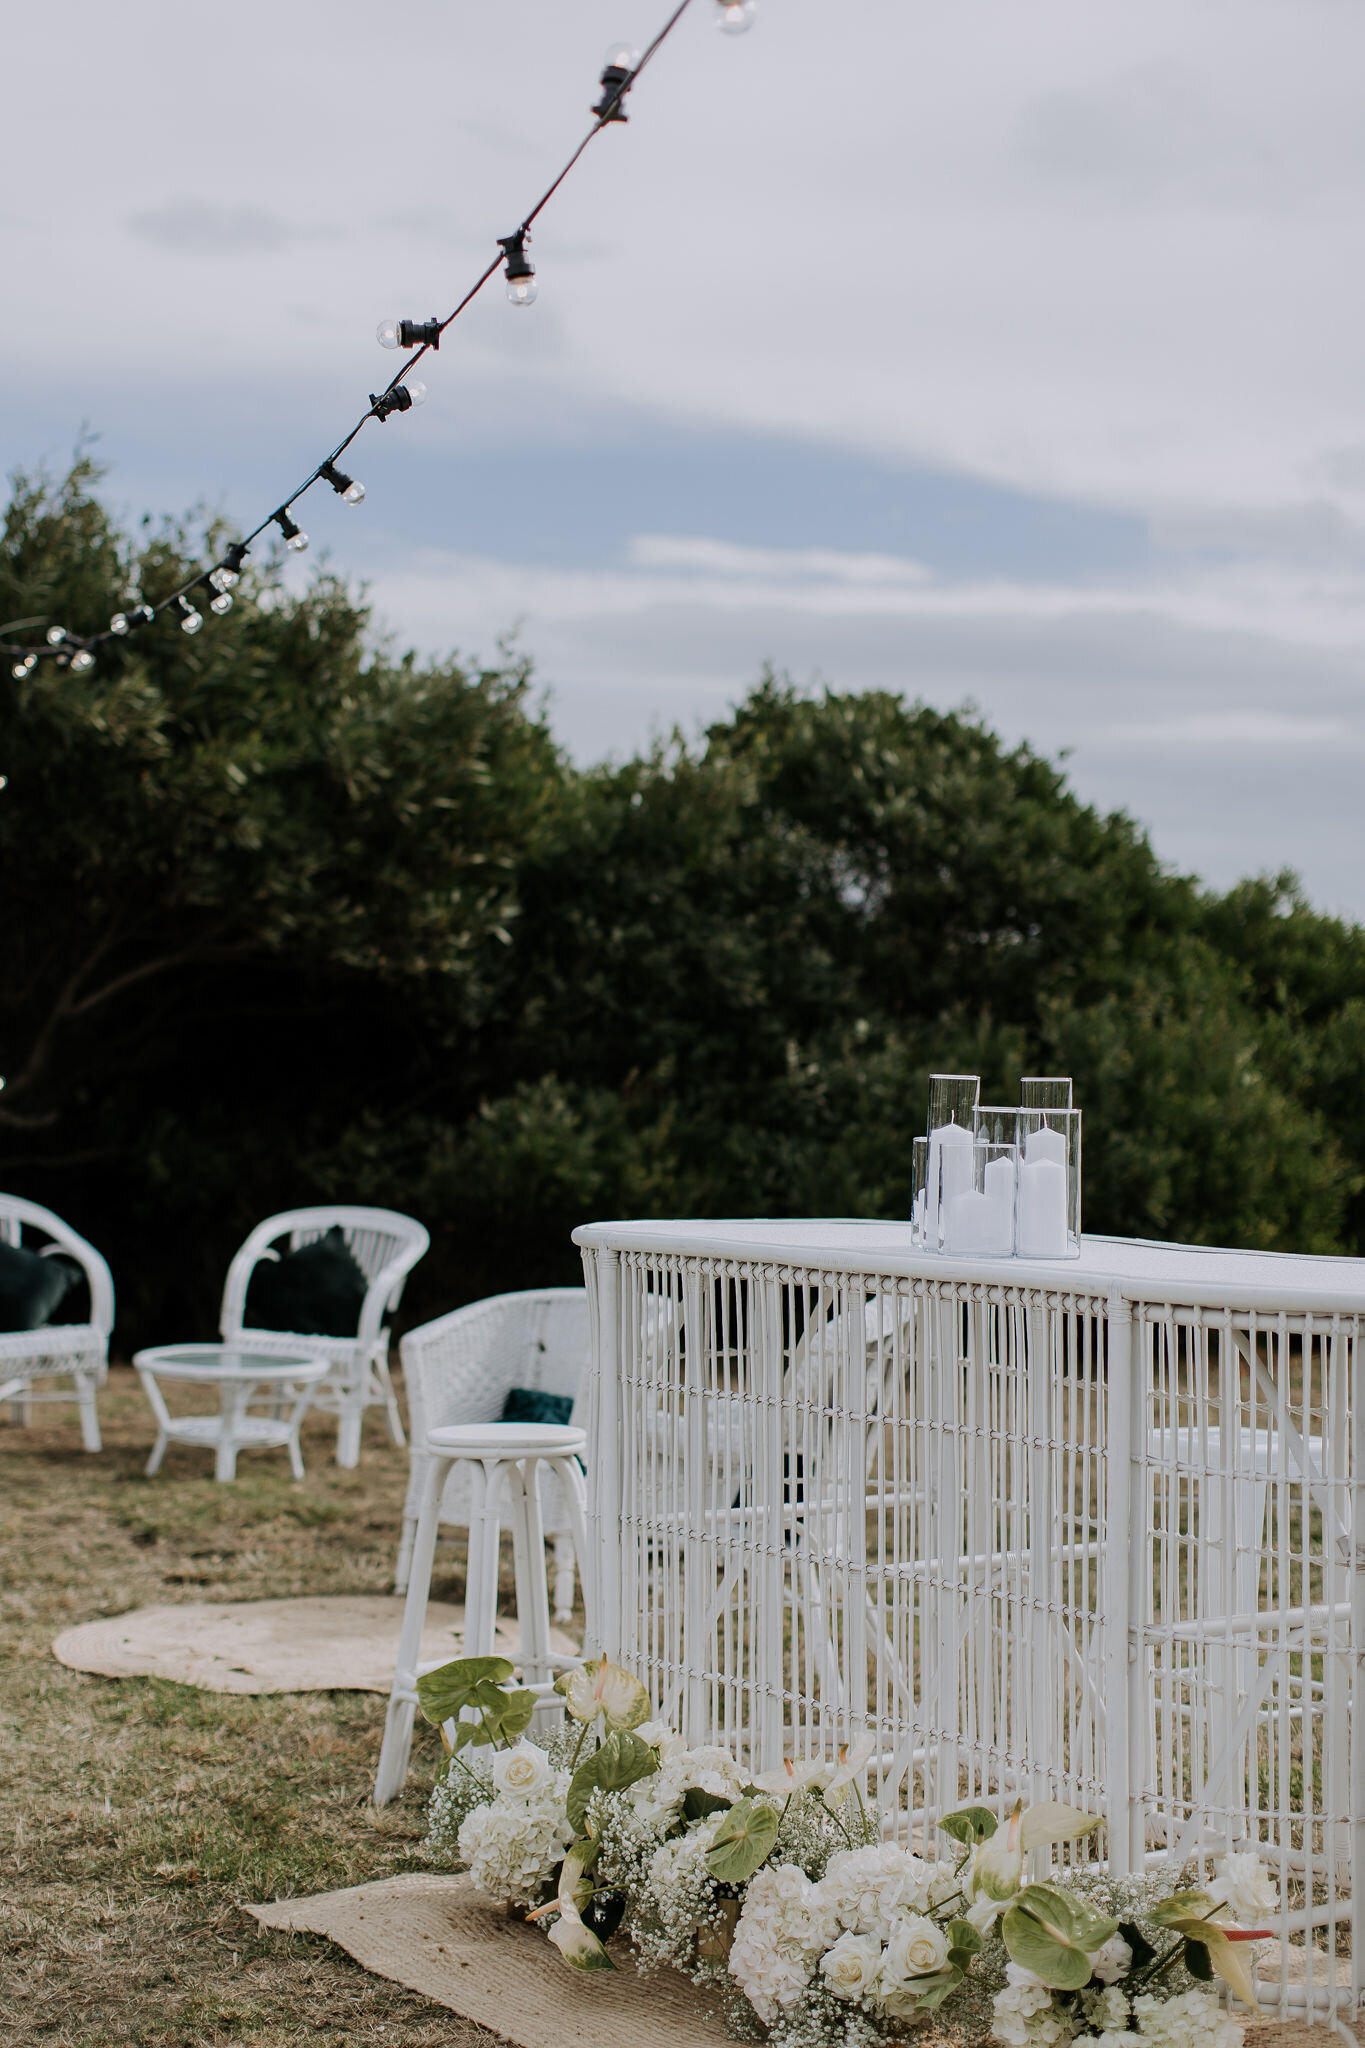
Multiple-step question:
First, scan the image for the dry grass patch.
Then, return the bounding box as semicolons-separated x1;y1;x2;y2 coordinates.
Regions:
0;1367;507;2048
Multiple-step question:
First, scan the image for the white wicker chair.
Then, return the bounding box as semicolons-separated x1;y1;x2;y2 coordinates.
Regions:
219;1206;429;1468
395;1289;589;1622
0;1194;114;1452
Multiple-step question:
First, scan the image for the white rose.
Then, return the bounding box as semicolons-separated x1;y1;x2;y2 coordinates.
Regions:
1208;1853;1277;1925
1091;1935;1134;1985
881;1913;950;1985
820;1932;884;2002
492;1740;554;1798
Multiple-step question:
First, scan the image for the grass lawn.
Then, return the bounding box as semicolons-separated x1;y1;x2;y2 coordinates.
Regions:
0;1366;509;2048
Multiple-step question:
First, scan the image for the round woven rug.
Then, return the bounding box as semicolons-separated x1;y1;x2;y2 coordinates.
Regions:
52;1595;577;1694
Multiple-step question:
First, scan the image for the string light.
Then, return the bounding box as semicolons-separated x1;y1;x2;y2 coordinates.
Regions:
499;230;537;307
110;603;155;635
0;0;743;675
370;382;427;421
377;318;441;351
273;510;309;552
70;649;96;673
594;45;640;122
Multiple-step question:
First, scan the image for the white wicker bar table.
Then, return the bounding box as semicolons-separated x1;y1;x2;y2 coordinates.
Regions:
133;1343;328;1481
574;1218;1365;2034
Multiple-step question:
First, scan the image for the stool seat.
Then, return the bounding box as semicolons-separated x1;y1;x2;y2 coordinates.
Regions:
425;1422;587;1456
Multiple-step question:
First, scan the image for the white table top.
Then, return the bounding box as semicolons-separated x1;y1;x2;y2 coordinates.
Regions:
133;1343;329;1382
571;1219;1365;1313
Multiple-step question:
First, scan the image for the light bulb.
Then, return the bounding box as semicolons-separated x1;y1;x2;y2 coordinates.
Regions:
603;41;640;69
274;509;309;551
12;655;36;679
377;318;402;349
342;480;365;505
46;625;66;646
110;604;154;635
209;566;239;593
175;596;203;635
70;649;95;673
210;591;234;615
716;0;756;30
507;275;538;307
406;380;428;407
110;612;129;634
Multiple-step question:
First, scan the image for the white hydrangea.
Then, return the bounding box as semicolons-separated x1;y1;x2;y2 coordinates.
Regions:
1206;1853;1277;1926
1081;1984;1134;2031
820;1842;949;1940
456;1769;573;1905
729;1862;838;2024
992;1962;1079;2048
1132;1991;1244;2048
627;1743;749;1827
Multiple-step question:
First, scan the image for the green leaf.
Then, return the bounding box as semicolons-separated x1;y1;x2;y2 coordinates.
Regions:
705;1798;781;1885
939;1805;999;1846
565;1731;659;1834
1002;1884;1121;1990
881;1967;964;2016
1150;1890;1218;1928
416;1656;516;1728
1119;1919;1157;1972
947;1917;984;1958
683;1787;734;1822
1184;1937;1214;1982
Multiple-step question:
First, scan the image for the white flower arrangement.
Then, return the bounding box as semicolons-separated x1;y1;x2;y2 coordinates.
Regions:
414;1656;1283;2048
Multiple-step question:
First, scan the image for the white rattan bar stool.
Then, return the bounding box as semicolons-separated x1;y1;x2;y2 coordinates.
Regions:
373;1422;592;1806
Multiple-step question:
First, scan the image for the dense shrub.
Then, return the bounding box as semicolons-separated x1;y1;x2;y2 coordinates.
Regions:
2;465;1360;1350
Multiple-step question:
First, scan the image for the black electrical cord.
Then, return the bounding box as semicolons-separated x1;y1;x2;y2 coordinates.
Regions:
4;0;704;669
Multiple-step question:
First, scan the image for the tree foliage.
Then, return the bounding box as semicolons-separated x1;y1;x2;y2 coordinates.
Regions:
2;465;1361;1348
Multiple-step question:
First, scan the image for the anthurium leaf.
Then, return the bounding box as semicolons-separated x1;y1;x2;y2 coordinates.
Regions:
1150;1890;1219;1928
1119;1920;1157;1972
939;1805;999;1846
1019;1802;1105;1852
947;1918;984;1958
565;1731;659;1834
415;1656;516;1727
705;1798;780;1885
683;1788;734;1822
1184;1937;1214;1982
882;1967;964;2016
1002;1885;1121;1991
1169;1921;1261;2012
498;1689;538;1742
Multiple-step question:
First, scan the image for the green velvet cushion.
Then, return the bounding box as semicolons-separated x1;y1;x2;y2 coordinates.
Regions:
500;1387;574;1427
243;1226;368;1338
0;1241;79;1333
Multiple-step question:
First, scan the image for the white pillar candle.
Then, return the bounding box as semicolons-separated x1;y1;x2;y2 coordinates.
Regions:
1017;1157;1069;1258
927;1122;973;1246
946;1154;1015;1257
1026;1125;1067;1169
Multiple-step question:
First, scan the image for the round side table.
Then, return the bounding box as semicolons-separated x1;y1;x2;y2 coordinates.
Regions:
132;1343;329;1482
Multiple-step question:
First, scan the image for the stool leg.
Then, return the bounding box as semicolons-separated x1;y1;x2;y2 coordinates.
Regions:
548;1455;596;1653
375;1451;452;1807
552;1535;577;1625
508;1456;553;1692
462;1459;503;1657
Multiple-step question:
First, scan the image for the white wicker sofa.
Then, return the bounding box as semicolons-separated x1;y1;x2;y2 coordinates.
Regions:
0;1194;114;1451
395;1288;589;1622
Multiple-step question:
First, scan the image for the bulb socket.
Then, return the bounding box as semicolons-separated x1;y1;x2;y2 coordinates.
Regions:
594;63;633;121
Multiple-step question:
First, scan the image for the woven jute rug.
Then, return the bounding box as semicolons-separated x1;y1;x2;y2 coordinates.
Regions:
52;1595;577;1695
247;1871;731;2047
244;1875;1351;2048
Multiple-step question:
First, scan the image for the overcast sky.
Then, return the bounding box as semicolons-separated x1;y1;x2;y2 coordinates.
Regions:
6;1;1365;914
